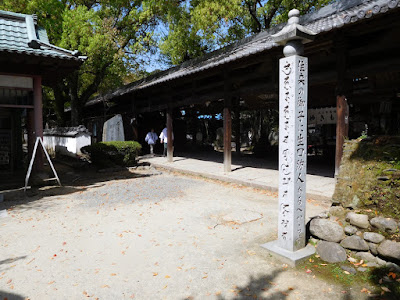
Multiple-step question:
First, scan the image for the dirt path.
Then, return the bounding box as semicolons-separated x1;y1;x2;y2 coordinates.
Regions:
0;171;364;299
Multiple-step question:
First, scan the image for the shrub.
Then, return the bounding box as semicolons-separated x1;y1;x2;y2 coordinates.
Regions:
81;141;142;167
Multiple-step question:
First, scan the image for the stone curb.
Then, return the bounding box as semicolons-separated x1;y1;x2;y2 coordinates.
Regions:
149;162;332;202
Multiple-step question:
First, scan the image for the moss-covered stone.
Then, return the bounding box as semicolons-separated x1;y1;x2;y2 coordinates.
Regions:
333;136;400;218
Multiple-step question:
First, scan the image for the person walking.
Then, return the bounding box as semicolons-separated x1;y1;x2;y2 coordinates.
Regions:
159;126;173;157
145;129;158;155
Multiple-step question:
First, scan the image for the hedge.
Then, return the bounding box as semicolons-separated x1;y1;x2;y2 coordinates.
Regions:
81;141;142;167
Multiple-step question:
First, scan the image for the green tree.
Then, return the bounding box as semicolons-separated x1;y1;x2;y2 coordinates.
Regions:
0;0;159;125
159;0;334;65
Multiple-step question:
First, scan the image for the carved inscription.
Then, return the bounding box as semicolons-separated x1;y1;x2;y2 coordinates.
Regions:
278;55;308;252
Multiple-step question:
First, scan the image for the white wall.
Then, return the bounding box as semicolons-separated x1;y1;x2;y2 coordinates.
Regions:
43;133;91;157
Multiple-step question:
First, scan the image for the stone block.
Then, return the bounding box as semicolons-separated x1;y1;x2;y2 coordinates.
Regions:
363;232;385;244
316;241;347;263
346;212;369;229
310;219;345;242
344;225;357;235
340;236;369;251
378;240;400;261
355;252;377;263
370;217;398;233
368;243;378;255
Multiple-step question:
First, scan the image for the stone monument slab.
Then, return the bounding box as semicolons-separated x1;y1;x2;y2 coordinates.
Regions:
102;114;125;142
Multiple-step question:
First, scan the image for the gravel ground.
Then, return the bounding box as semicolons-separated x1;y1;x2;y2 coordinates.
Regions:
0;170;365;299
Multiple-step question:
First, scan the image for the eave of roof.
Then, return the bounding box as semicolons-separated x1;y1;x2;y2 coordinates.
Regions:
85;0;400;108
0;10;86;62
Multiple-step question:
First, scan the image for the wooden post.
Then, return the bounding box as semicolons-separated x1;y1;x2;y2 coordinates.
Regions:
335;95;349;176
223;71;232;173
167;107;173;162
335;38;351;177
223;104;232;172
27;109;35;159
234;98;241;155
33;76;43;170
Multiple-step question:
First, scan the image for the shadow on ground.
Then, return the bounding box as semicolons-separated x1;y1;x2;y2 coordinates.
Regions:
0;162;158;212
0;291;25;300
149;148;335;178
197;269;358;300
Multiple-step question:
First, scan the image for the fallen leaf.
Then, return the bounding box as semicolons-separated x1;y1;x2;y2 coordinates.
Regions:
48;281;55;285
101;285;110;288
153;272;158;276
165;275;170;278
360;288;370;293
343;271;350;275
110;273;117;276
306;269;312;274
388;272;397;279
381;287;391;293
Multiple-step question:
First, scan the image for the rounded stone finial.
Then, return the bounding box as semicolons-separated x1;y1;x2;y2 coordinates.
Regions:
283;40;304;57
288;9;300;25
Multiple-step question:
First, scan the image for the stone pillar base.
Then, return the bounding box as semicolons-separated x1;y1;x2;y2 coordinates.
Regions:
261;240;315;267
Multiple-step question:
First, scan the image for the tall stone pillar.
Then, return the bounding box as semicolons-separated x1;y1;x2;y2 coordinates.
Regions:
261;9;316;266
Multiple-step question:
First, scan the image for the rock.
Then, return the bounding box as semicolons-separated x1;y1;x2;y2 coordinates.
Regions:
355;252;377;263
378;240;400;261
386;262;400;272
340;265;356;275
344;225;357;235
340;236;369;251
370;217;398;233
366;262;379;267
346;212;369;229
357;267;367;272
316;241;347;263
310;219;345;242
363;232;385;244
376;257;387;266
316;212;329;219
329;206;344;215
368;243;378;255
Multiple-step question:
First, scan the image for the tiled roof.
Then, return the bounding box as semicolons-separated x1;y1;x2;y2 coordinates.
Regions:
0;10;85;62
89;0;400;106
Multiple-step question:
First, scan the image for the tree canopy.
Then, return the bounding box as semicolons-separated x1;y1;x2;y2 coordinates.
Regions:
159;0;333;65
0;0;334;126
0;0;160;125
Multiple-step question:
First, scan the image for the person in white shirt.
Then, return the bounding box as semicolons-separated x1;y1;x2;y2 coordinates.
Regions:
145;128;158;154
159;127;173;157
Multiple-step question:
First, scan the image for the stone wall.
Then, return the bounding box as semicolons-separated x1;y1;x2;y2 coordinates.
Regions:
333;136;400;216
309;208;400;271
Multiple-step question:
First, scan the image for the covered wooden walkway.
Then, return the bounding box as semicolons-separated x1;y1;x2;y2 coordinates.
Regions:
82;0;400;176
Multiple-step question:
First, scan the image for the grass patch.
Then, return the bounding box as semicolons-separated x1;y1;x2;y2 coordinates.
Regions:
297;254;400;297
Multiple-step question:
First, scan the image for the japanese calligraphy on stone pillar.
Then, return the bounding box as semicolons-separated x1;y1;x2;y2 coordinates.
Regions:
278;55;308;252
